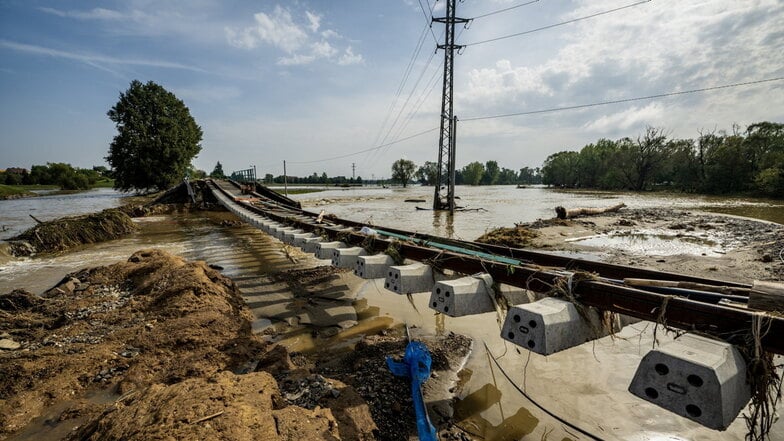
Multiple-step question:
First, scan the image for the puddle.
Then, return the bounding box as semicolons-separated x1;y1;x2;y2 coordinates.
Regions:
570;229;726;257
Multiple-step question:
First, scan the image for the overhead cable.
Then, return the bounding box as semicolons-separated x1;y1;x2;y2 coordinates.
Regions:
465;0;652;47
470;0;541;20
417;0;439;45
287;127;439;165
371;22;429;148
461;76;784;122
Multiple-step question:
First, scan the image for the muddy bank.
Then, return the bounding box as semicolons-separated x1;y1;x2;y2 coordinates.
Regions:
0;249;268;437
7;209;136;257
485;208;784;282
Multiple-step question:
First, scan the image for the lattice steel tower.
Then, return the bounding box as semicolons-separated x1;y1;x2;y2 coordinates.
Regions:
432;0;467;211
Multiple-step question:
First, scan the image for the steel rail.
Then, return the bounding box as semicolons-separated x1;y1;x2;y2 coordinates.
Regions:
207;180;783;354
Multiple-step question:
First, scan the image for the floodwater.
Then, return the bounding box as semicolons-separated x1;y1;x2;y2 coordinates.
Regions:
0;188;126;240
1;186;783;440
288;185;784;241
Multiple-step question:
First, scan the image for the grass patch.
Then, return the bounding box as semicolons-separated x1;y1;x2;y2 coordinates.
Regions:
0;184;37;199
16;184;58;191
92;179;115;188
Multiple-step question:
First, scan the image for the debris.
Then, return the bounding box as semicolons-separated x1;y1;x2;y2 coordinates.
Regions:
555;202;626;219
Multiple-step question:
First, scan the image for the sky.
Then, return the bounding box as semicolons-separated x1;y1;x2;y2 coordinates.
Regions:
1;0;783;180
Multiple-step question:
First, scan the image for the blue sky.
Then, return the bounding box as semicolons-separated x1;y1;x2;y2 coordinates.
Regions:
1;0;782;180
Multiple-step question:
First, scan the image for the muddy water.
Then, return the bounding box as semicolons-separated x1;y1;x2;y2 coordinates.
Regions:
290;185;784;240
1;187;783;440
0;188;126;240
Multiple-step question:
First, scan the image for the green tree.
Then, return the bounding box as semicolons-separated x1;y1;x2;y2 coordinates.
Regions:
461;161;485;186
481;160;500;185
391;159;416;187
541;151;580;187
497;167;518;185
415;161;438;185
517;167;541;185
210;161;226;179
107;80;203;193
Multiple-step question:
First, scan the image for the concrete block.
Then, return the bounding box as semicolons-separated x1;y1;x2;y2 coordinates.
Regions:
315;241;346;260
628;333;750;430
292;233;318;247
275;227;300;241
300;237;322;253
263;222;281;234
501;297;599;355
496;283;534;306
384;263;434;295
430;274;495;317
332;247;367;268
268;224;286;236
281;229;305;244
355;254;395;279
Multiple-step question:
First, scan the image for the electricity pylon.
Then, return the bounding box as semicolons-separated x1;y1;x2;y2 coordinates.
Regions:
432;0;468;211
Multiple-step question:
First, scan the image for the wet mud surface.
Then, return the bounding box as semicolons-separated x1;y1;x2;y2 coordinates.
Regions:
518;208;784;282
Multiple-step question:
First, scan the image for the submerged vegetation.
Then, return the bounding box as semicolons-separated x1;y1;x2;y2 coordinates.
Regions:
540;122;784;198
475;226;539;248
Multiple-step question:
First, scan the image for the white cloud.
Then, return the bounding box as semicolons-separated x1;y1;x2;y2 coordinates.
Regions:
582;103;665;133
321;29;340;39
227;5;364;67
311;40;337;58
255;8;309;53
277;53;316;66
464;59;552;107
305;11;321;33
459;0;783;128
338;46;364;66
38;7;127;20
0;39;207;73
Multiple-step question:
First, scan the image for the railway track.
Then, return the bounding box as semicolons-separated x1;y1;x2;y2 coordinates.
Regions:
206;179;782;354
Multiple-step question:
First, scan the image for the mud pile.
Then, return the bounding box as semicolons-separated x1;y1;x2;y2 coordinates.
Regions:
8;209;136;256
475;226;538;248
0;250;378;440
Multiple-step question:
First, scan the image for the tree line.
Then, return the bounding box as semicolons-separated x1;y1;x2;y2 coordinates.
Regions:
540;122;783;197
391;159;542;187
0;163;110;190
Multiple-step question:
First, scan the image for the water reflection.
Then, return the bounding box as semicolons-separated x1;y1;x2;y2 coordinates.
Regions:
432;210;455;239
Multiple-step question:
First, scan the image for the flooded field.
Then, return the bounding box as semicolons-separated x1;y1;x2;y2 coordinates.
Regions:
1;185;782;440
288;185;784;240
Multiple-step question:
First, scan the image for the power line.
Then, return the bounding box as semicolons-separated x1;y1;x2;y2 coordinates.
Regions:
287;127;439;165
371;22;429;148
461;76;784;122
417;0;439;45
391;60;444;142
464;0;652;47
470;0;541;20
379;50;437;146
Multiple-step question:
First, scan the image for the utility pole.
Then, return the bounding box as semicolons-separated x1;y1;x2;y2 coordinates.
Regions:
352;162;356;180
283;160;288;196
432;0;468;212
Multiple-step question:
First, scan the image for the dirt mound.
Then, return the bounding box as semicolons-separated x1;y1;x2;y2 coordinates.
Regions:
475;226;539;248
7;209;136;256
67;370;344;441
0;249;266;437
